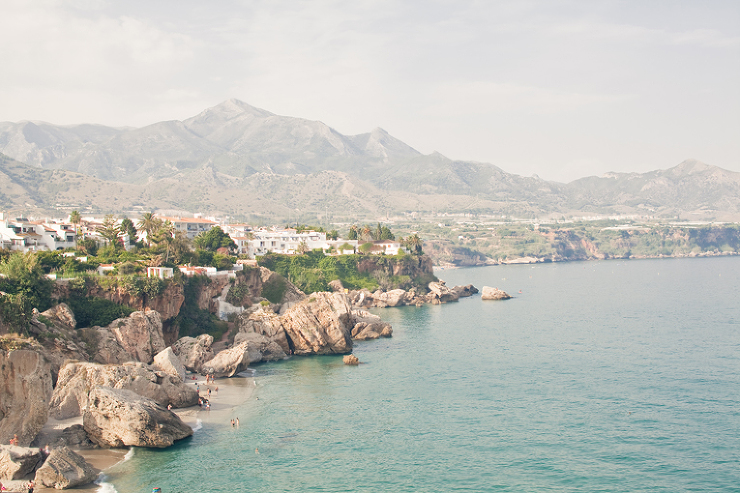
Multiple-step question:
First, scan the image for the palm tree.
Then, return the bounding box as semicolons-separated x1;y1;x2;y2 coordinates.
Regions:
69;210;81;234
138;212;161;246
405;234;423;255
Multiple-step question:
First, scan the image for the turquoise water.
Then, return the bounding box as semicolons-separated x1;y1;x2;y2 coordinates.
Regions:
106;257;739;492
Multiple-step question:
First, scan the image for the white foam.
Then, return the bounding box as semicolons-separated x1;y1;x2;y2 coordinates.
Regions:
193;419;203;432
95;473;118;493
122;447;134;462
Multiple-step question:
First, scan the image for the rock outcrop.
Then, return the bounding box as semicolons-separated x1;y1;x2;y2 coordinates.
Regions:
234;307;290;353
171;334;215;373
481;287;511;300
0;445;44;480
81;310;166;365
83;387;192;448
152;347;186;382
0;350;53;447
348;281;479;309
50;361;198;420
34;446;97;490
280;292;353;355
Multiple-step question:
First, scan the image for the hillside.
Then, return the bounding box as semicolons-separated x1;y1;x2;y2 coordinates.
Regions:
2;101;739;220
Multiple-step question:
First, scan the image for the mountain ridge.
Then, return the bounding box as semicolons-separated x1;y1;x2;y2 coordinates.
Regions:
1;101;739;220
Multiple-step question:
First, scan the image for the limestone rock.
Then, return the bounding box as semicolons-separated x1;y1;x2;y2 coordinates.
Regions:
427;281;460;303
84;310;166;365
343;354;359;365
0;350;53;447
481;286;511;300
47;425;95;449
235;307;290;353
83;387;192;448
50;361;198;420
40;303;77;329
350;309;393;340
231;333;287;362
0;445;43;480
202;341;257;377
108;310;166;364
328;279;345;292
371;289;408;307
171;334;214;373
34;446;97;489
279;292;353;355
152;347;186;382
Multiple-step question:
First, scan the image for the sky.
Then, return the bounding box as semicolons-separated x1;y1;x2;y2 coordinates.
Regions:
1;0;738;182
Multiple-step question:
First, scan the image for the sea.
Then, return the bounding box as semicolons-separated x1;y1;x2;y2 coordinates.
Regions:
102;256;739;492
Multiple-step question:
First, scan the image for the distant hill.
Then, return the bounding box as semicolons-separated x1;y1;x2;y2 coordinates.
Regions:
1;100;739;221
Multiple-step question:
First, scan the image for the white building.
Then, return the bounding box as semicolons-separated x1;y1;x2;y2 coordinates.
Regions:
158;216;218;240
232;228;328;257
0;213;77;252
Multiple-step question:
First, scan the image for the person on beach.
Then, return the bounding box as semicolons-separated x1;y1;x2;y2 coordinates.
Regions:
236;417;240;426
27;480;34;493
44;444;50;455
215;386;218;395
231;419;234;427
208;388;211;398
9;434;18;445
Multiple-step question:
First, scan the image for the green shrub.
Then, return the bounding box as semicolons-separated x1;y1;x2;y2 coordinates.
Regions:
65;298;136;328
261;276;287;304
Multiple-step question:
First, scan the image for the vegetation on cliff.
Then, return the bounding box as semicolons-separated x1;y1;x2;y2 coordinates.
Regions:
257;250;436;294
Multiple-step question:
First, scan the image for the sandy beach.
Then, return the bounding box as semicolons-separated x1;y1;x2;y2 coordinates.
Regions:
25;373;254;492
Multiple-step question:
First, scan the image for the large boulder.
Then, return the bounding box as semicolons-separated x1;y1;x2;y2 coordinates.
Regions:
50;361;198;420
231;333;287;362
171;334;215;373
83;387;192;448
34;446;97;489
202;341;255;378
451;284;479;298
152;347;186;382
279;292;353;355
481;286;511;300
0;445;44;480
0;349;53;446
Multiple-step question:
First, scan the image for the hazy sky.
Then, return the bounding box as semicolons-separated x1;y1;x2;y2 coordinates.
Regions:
1;0;738;182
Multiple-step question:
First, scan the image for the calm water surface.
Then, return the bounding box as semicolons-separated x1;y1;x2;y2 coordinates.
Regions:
107;257;739;492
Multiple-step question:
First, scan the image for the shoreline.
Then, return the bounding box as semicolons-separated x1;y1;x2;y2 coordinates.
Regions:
31;373;254;492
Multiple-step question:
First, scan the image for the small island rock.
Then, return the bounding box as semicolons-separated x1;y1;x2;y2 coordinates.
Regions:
481;286;512;300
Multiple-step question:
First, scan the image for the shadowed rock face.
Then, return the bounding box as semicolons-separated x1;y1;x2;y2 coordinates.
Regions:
83;387;192;448
171;334;214;373
50;361;198;420
34;446;97;489
0;350;53;447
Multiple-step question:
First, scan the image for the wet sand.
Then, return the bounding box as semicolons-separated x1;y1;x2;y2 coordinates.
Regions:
29;374;254;492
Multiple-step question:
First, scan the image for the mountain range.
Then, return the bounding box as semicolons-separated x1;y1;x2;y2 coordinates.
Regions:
1;99;739;221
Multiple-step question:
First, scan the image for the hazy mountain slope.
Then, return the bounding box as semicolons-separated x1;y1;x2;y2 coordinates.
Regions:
564;159;740;216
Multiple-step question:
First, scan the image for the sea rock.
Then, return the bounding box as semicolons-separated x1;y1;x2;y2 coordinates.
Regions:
370;289;408;307
481;286;511;300
50;361;198;419
202;341;255;378
427;281;459;303
451;284;479;298
231;333;287;362
343;354;359;365
0;445;44;480
46;424;95;449
171;334;215;373
0;350;53;447
83;387;192;448
351;309;393;340
280;292;353;355
152;347;186;382
34;446;97;490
